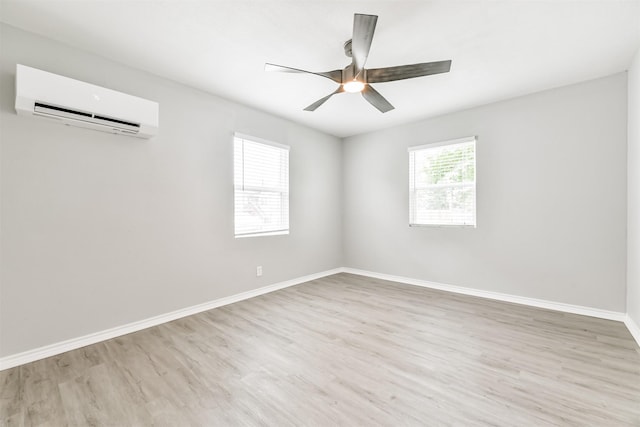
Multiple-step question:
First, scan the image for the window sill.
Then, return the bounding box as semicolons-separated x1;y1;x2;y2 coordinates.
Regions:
235;230;289;238
409;224;476;229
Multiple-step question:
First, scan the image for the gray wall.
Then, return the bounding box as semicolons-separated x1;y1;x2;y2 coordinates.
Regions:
342;74;628;311
628;48;640;326
0;23;633;359
0;24;342;357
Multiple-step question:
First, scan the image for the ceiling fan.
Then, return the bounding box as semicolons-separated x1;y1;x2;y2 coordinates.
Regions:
265;13;452;113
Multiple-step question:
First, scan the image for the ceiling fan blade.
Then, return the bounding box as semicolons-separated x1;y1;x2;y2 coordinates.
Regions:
351;14;378;77
362;84;394;113
367;60;452;83
265;63;342;83
304;86;345;111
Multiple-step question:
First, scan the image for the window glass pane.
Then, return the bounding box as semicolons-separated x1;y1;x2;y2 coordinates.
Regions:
234;190;289;236
234;136;289;237
409;138;476;226
241;140;287;190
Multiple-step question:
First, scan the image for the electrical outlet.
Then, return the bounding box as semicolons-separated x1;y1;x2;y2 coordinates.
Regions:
256;266;263;277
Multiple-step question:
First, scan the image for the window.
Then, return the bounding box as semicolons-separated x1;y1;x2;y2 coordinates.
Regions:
234;134;289;237
409;136;476;227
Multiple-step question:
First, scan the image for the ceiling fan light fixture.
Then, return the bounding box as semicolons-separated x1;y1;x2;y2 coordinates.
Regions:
343;80;365;93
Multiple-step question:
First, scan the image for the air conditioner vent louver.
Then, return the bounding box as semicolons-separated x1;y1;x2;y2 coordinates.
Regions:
16;65;158;139
34;102;93;118
34;102;141;133
93;114;139;128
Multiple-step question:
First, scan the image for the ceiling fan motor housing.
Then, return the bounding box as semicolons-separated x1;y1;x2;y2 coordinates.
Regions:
342;63;366;83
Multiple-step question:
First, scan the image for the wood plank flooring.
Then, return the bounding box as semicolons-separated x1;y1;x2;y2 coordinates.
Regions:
2;273;639;426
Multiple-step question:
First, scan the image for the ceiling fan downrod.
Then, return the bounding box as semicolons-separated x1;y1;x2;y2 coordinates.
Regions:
343;39;353;58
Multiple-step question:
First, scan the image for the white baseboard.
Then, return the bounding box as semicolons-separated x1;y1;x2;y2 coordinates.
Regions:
0;268;342;371
2;267;636;370
341;267;627;322
625;315;640;348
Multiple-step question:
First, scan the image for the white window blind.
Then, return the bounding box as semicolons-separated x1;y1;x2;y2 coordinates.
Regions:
409;136;476;227
234;134;289;237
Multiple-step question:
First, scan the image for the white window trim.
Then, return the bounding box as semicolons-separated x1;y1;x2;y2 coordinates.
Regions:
407;136;476;153
234;132;290;151
408;136;477;228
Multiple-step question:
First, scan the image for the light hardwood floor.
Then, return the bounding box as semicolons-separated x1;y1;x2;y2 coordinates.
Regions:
2;273;639;426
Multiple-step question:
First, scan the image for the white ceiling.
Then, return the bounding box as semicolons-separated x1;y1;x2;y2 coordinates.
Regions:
1;1;639;138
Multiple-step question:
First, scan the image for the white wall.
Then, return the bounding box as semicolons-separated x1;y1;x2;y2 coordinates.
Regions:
628;48;640;327
342;74;628;311
0;24;342;357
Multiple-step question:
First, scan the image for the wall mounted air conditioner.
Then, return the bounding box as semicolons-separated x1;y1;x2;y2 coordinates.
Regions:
15;64;159;139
